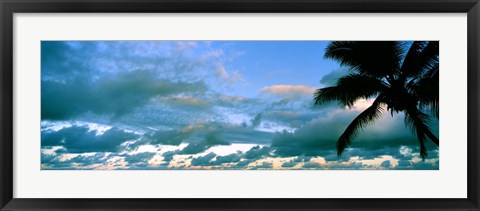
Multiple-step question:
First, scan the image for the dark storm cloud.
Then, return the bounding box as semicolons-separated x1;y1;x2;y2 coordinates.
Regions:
42;70;207;120
41;42;94;81
270;119;340;157
41;41;210;122
271;108;439;159
41;126;139;153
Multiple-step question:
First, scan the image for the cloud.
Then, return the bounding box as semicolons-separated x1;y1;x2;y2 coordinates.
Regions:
302;162;322;169
67;153;110;166
42;41;205;81
163;145;271;169
212;153;242;165
281;156;310;168
181;130;230;154
190;152;242;167
395;158;439;170
281;161;297;168
234;159;253;168
160;130;231;165
42;152;115;170
216;66;245;84
259;85;321;110
251;113;262;127
198;123;274;145
41;126;139;153
250;162;273;170
143;121;273;147
261;110;322;128
243;145;272;159
149;130;190;146
41;153;60;166
200;47;246;85
42;70;208;120
41;41;217;122
177;142;211;155
204;130;230;145
380;160;391;168
147;125;204;146
155;95;210;109
271;106;439;159
122;152;156;168
270;118;341;157
261;85;316;97
190;152;217;166
319;68;349;86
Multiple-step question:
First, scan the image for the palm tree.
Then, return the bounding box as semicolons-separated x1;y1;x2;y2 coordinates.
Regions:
314;41;439;159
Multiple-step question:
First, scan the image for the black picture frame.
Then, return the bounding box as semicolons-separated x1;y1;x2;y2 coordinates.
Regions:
1;0;479;210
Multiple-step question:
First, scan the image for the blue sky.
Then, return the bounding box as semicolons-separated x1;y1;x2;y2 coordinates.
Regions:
40;41;439;170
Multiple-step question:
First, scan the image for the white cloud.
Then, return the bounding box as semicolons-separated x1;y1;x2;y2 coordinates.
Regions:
205;144;258;156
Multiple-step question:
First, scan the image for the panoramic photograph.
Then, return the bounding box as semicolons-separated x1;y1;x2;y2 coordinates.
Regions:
41;41;439;170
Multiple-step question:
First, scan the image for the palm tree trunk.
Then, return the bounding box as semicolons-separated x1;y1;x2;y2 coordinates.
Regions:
425;129;439;145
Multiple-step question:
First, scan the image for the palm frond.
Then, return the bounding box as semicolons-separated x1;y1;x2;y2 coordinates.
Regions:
409;64;439;118
337;97;385;156
314;74;387;108
401;41;439;79
404;107;438;159
400;41;428;71
324;41;404;78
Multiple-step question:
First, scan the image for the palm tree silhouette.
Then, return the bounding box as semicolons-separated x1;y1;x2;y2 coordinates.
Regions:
314;41;439;159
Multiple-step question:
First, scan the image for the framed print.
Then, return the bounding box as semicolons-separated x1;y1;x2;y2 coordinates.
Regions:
1;0;479;210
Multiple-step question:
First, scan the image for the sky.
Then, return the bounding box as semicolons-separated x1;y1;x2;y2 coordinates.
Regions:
40;41;439;170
